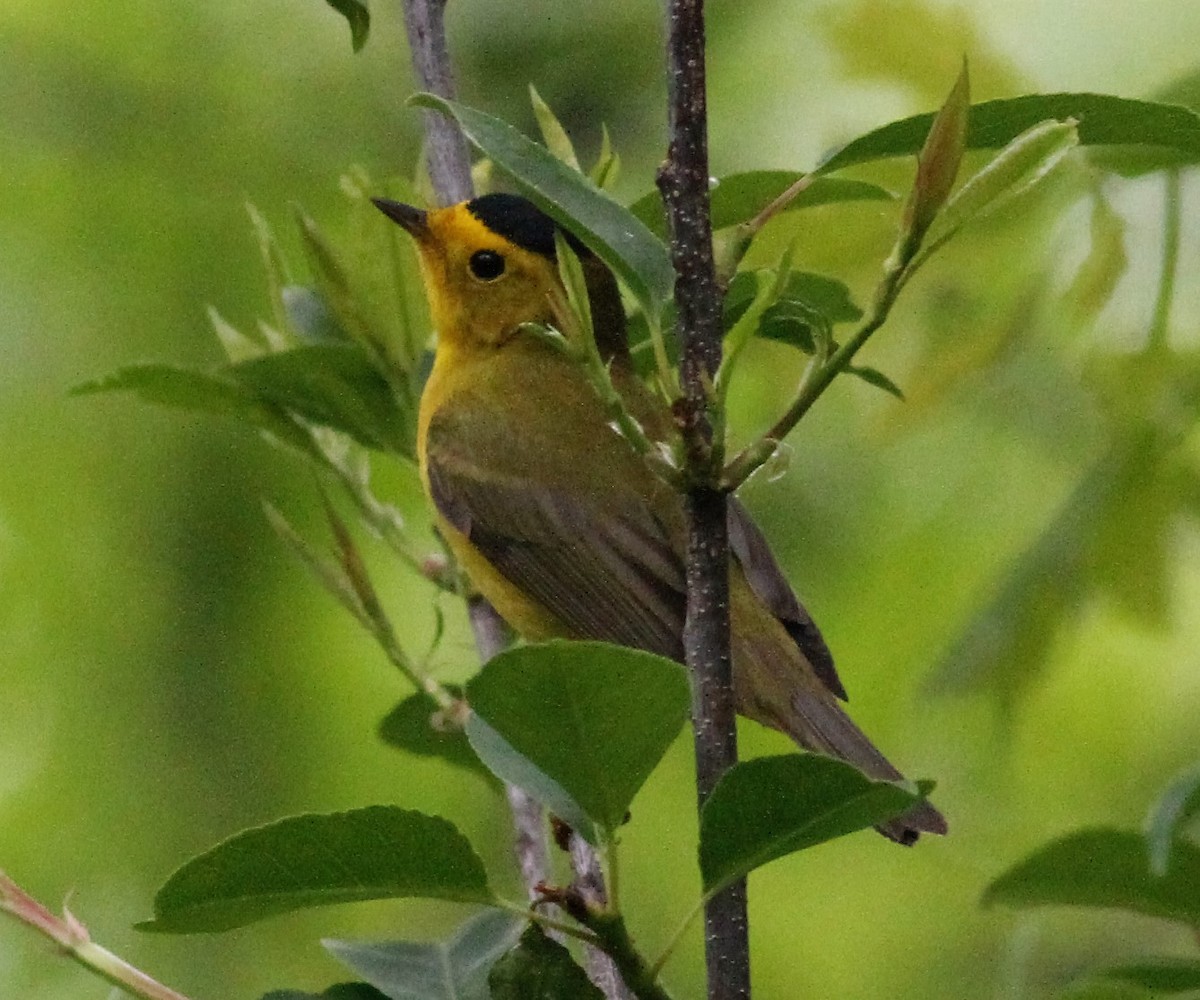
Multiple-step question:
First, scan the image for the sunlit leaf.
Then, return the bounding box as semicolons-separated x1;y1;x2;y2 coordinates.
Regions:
323;0;370;52
465;641;690;843
325;910;525;1000
699;754;929;895
488;925;605;1000
1145;764;1200;877
1062;189;1128;328
409;95;673;316
529;85;581;172
819;93;1200;176
903;61;970;241
982;827;1200;928
140;807;493;933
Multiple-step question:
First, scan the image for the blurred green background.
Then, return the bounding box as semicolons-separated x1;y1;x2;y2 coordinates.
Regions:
3;0;1200;997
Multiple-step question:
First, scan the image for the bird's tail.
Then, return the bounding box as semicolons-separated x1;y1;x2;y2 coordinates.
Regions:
784;688;947;844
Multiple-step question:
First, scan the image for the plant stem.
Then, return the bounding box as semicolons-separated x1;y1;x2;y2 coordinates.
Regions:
585;911;678;1000
1;873;192;1000
657;0;750;997
571;835;635;999
399;0;472;205
1147;168;1182;355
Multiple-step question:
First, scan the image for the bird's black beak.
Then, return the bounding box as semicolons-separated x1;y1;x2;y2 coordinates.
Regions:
371;198;429;238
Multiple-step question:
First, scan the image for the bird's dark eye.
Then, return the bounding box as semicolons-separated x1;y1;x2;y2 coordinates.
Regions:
469;249;506;281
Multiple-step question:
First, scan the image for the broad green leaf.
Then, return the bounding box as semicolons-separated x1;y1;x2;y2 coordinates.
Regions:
325;910;525;1000
408;95;673;316
71;364;313;455
917;119;1079;265
227;344;411;455
818;93;1200;176
488;925;605;1000
699;754;929;895
140;806;493;933
465;641;690;842
629;172;893;238
982;828;1200;928
378;688;495;782
324;0;370;52
1098;958;1200;992
725;270;863;327
264;985;388;1000
1145;764;1200;877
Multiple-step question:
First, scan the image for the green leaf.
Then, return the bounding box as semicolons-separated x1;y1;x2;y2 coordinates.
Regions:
725;270;862;327
71;364;313;455
847;365;905;400
488;925;605;1000
140;806;493;933
916;119;1079;267
529;86;581;172
324;0;370;52
465;641;690;842
818;93;1200;176
629;172;893;238
1098;958;1200;992
325;910;525;1000
378;688;495;782
1145;764;1200;877
264;985;388;1000
408;94;673;317
1156;67;1200;110
699;754;929;895
982;827;1200;928
226;344;411;455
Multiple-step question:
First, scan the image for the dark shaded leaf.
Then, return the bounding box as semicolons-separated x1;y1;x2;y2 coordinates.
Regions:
699;754;929;895
982;828;1200;928
408;95;673;316
140;806;493;933
324;0;370;52
378;687;495;782
488;925;605;1000
325;910;525;1000
465;641;690;843
819;94;1200;176
1098;957;1200;992
1145;764;1200;877
264;985;388;1000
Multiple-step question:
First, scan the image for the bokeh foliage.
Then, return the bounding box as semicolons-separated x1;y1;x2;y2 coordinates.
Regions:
4;1;1200;998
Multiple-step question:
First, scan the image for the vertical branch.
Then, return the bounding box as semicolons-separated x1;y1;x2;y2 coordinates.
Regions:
656;1;751;998
399;0;472;205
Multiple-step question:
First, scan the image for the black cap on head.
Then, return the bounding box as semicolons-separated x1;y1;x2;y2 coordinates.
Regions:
465;193;589;261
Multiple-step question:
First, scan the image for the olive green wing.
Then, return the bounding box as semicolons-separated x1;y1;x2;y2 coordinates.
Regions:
425;410;687;659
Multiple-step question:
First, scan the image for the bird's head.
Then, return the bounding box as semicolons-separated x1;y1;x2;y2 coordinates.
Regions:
373;192;588;352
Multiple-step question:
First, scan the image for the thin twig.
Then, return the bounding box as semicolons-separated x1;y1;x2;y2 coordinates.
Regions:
399;0;472;205
1147;168;1182;354
656;1;751;998
570;835;636;1000
1;873;192;1000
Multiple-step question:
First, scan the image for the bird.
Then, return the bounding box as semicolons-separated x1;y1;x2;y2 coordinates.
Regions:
373;190;946;843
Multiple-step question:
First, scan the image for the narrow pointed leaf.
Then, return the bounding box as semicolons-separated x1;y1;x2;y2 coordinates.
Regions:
488;925;605;1000
818;93;1200;176
982;828;1200;928
699;754;929;895
904;62;970;239
629;173;893;237
325;909;525;1000
409;95;673;316
1098;958;1200;992
140;806;493;933
529;86;581;172
465;641;690;841
324;0;370;52
847;365;905;399
1145;764;1200;877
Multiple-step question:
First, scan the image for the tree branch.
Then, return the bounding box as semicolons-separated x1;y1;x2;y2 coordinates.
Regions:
656;1;751;998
